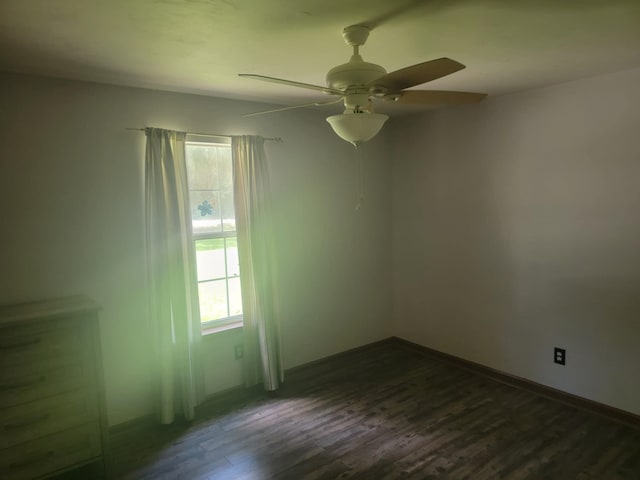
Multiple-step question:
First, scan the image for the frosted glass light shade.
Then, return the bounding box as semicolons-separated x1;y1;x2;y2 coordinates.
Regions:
326;112;389;146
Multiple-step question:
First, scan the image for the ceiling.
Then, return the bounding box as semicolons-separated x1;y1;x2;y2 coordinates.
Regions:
1;0;640;116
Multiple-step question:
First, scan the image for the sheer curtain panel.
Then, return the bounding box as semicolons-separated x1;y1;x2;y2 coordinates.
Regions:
232;135;284;390
145;127;203;424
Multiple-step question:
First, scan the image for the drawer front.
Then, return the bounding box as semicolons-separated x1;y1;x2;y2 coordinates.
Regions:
0;422;102;480
0;361;95;408
0;388;99;448
0;318;91;374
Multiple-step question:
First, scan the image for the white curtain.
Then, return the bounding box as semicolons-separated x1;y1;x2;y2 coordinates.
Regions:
144;127;203;423
232;135;284;390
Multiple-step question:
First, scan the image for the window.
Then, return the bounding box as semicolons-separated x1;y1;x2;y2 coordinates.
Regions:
185;138;242;330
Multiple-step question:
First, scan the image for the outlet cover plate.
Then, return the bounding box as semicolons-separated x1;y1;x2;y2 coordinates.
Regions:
554;347;566;365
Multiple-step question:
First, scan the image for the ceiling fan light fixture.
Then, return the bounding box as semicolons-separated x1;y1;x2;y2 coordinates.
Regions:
326;112;389;146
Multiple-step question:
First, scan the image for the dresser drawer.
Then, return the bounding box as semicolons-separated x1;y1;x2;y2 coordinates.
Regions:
0;388;99;448
0;319;90;373
0;361;95;408
0;422;102;480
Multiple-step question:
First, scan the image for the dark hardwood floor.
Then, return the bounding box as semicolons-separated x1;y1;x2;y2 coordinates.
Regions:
110;340;640;479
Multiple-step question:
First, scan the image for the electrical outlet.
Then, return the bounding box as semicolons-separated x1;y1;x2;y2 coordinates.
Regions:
554;347;566;365
234;344;244;360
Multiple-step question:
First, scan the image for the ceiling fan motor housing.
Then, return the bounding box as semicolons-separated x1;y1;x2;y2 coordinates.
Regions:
326;55;387;92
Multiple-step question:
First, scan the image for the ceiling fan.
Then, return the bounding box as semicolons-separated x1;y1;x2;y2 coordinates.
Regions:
239;25;487;146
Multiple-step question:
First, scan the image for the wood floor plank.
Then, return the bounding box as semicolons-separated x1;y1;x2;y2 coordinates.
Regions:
110;341;640;479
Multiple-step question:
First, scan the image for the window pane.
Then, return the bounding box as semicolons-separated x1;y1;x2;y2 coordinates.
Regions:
221;190;236;232
228;277;243;317
190;191;221;234
186;144;219;190
225;237;240;277
198;279;228;322
195;238;226;281
217;147;232;189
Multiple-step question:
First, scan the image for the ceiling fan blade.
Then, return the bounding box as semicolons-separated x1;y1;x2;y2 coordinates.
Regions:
238;74;342;95
242;97;344;117
389;90;487;105
369;58;466;92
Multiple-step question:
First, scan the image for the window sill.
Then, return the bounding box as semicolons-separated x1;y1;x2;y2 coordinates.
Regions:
202;320;243;336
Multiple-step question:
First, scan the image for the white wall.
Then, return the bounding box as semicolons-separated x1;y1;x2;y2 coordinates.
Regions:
0;73;392;426
391;67;640;415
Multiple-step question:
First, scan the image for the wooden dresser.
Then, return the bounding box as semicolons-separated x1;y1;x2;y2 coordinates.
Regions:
0;296;109;479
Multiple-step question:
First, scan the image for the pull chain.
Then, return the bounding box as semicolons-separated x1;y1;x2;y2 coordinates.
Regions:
354;143;364;211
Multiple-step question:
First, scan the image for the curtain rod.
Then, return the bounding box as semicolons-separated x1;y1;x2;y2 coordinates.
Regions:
126;127;283;143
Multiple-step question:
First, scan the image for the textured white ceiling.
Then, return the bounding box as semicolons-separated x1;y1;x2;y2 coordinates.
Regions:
1;0;640;115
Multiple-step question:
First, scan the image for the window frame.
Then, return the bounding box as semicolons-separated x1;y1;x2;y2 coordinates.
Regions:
185;137;243;332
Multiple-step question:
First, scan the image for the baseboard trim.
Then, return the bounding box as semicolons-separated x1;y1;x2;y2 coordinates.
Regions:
108;413;155;435
391;336;640;430
195;384;263;416
284;337;396;376
109;387;259;434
